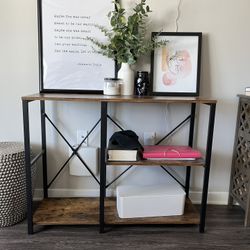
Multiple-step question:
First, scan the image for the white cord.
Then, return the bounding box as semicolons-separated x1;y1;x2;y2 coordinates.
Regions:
164;104;172;144
175;0;182;32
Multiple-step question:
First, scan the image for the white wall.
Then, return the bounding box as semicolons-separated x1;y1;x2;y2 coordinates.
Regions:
1;0;250;204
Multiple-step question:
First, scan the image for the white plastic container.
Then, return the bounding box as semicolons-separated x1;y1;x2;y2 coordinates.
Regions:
116;183;186;218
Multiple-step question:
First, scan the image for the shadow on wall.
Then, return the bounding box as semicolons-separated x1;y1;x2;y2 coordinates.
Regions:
190;149;233;192
200;33;212;97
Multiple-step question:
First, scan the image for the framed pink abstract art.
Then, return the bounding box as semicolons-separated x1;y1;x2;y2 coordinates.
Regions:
150;32;202;96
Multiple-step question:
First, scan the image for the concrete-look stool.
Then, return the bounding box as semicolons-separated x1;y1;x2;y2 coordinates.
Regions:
0;142;29;227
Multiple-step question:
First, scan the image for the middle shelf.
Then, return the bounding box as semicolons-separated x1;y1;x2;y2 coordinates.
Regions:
106;158;205;167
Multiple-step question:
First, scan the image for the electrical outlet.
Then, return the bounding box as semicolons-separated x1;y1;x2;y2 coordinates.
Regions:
143;132;156;145
77;130;88;146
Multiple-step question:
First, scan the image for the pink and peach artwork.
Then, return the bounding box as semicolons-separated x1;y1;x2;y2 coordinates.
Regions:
162;47;192;86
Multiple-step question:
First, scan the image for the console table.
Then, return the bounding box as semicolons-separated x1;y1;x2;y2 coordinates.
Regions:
22;93;216;234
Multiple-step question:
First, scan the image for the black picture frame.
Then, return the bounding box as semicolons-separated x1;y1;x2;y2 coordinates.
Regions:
37;0;116;94
150;32;202;96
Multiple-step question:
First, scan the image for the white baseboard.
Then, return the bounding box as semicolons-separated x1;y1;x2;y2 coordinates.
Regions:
33;188;116;200
189;191;229;205
34;188;229;205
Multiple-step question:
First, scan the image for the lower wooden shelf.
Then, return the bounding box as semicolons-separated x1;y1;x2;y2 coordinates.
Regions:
33;197;200;225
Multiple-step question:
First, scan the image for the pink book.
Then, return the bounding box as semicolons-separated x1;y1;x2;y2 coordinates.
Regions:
143;145;202;159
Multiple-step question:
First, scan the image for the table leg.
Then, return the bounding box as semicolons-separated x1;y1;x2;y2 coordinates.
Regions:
22;100;33;234
100;102;107;233
199;103;216;233
40;100;48;198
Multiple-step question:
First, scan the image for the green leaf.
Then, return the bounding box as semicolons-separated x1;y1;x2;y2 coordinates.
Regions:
86;0;167;65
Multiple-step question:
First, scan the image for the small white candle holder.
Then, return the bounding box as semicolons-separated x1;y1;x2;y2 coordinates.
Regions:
103;78;121;95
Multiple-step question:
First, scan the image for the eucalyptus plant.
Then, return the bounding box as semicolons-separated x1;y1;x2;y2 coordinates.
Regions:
87;0;166;65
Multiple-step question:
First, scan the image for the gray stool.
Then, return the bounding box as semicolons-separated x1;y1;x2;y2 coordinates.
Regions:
0;142;32;227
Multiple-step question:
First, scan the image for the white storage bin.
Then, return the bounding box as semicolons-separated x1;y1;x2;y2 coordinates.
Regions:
116;183;186;218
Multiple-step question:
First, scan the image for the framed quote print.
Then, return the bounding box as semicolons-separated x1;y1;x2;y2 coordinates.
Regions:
38;0;115;93
150;32;202;96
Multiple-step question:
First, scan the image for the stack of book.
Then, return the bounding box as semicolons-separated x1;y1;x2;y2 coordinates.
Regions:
107;145;202;161
245;87;250;96
143;145;202;160
107;146;142;161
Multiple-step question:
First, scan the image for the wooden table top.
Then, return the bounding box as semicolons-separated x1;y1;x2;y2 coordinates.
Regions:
22;93;217;104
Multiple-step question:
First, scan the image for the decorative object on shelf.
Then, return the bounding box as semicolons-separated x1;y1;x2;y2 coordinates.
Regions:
245;87;250;96
87;0;167;95
38;0;115;93
118;63;134;95
135;71;149;96
150;32;202;96
103;78;121;95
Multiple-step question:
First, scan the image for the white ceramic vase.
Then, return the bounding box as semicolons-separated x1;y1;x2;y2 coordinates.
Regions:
118;63;134;95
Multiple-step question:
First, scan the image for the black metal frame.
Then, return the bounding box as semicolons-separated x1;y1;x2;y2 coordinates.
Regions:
22;100;33;234
23;99;102;234
22;98;216;234
200;103;216;232
150;32;202;97
99;102;216;233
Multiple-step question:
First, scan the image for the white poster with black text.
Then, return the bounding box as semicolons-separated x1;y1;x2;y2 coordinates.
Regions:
40;0;115;92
